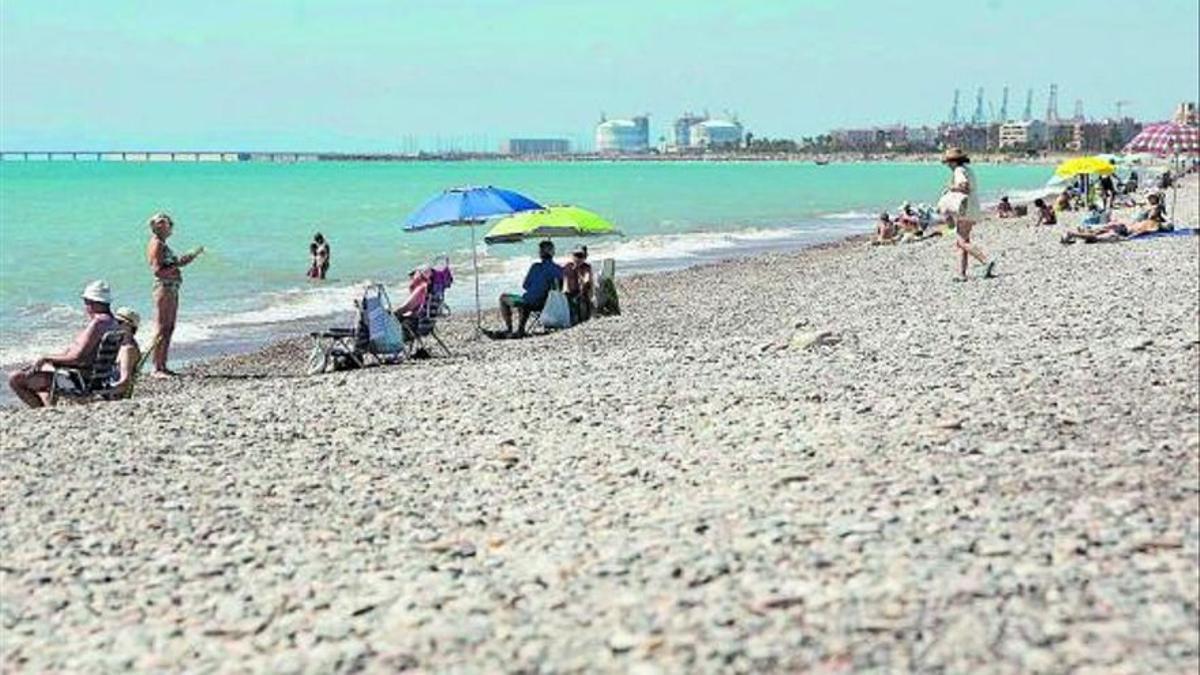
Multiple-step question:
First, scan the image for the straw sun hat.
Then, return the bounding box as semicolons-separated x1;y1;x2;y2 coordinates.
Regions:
942;146;969;163
114;307;141;330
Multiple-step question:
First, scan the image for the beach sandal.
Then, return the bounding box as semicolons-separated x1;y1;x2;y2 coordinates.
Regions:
150;369;179;379
983;261;996;279
952;275;968;283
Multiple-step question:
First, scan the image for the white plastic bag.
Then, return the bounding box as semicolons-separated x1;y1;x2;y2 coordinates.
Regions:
540;290;571;329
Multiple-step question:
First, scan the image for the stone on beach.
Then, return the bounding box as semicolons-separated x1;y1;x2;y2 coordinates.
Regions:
1;176;1197;672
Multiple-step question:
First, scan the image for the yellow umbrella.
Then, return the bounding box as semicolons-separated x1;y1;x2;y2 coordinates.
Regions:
1054;156;1116;178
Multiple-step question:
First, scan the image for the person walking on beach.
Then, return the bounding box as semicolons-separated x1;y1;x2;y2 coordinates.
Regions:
7;281;118;407
146;212;204;377
313;233;330;279
936;147;994;282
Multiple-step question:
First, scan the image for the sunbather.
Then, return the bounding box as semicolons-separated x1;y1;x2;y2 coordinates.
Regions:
1033;199;1057;226
1059;214;1164;244
498;240;562;337
562;245;594;324
111;307;142;399
394;267;432;334
1054;191;1073;212
7;281;118;408
873;212;898;245
996;196;1016;218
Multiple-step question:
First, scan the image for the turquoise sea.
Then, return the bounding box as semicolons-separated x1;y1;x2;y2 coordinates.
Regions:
0;160;1052;367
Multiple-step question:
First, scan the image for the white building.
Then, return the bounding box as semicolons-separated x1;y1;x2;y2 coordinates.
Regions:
595;115;650;153
689;119;744;148
997;120;1047;149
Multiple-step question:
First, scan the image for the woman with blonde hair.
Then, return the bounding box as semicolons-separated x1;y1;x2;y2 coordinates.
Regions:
145;212;204;377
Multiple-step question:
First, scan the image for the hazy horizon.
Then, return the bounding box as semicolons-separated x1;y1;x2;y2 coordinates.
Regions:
2;0;1198;151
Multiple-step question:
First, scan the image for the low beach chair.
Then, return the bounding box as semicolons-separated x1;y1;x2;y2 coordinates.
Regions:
308;283;405;374
403;285;451;357
48;329;126;405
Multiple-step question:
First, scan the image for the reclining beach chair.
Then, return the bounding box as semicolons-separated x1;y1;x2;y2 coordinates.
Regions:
403;284;452;357
308;283;405;374
48;329;126;405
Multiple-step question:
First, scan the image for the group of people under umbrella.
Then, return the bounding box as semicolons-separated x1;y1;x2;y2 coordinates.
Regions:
403;186;621;338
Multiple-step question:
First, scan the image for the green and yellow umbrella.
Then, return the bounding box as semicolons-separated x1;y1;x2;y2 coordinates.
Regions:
1054;156;1116;178
484;205;619;245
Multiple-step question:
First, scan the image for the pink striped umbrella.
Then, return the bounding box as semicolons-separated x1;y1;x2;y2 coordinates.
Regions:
1123;121;1200;155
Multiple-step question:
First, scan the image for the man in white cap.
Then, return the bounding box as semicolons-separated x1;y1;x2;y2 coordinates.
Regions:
7;280;119;408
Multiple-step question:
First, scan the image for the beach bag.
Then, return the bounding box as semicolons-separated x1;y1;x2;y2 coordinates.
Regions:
936;191;967;217
540;290;571;329
596;277;621;316
363;285;405;353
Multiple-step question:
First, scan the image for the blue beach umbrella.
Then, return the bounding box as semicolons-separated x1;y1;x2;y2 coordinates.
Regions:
404;186;545;329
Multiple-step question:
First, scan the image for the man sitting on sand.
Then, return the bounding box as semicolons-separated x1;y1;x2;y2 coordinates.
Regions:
1033;198;1057;226
996;196;1016;218
7;281;119;408
498;240;562;337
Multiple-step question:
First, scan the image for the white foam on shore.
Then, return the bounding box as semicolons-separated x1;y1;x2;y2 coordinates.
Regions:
0;223;849;370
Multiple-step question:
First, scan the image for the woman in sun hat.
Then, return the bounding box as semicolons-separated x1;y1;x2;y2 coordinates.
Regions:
111;307;143;398
937;147;995;281
145;212;204;377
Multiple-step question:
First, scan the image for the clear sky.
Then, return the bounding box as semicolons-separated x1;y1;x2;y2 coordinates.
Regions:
2;0;1197;151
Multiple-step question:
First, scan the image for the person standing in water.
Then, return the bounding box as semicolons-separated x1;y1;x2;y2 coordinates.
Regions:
313;233;330;279
146;212;204;377
936;147;994;282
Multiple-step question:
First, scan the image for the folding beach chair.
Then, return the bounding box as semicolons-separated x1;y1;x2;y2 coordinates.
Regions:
404;284;452;357
48;329;126;405
308;283;405;374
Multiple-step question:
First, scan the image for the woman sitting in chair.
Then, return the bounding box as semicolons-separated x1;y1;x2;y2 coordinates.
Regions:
395;267;432;331
561;245;594;324
111;307;143;399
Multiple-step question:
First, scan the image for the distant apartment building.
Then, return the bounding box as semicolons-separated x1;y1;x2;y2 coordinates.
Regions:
997;120;1047;149
500;138;570;155
1173;101;1198;126
829;128;877;151
595;114;650;153
939;124;990;152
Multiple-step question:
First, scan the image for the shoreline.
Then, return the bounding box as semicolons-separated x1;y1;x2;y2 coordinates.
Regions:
2;177;1196;671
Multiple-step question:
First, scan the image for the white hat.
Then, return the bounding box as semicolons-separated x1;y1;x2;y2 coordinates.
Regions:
81;280;112;305
114;306;140;329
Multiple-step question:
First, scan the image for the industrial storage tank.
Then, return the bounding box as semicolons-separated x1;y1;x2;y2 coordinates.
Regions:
595;115;650;153
689;119;744;148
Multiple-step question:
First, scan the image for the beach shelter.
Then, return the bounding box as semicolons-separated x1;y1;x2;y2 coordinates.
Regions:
1123;122;1200;156
483;206;621;244
404;186;545;329
1054;156;1116;178
1053;157;1116;207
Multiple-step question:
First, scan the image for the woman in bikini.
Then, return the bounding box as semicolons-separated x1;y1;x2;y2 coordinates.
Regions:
146;212;204;377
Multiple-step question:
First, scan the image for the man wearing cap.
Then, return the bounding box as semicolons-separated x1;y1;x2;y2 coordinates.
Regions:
7;280;120;408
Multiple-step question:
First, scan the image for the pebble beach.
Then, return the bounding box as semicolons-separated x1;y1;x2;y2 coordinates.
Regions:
2;176;1198;672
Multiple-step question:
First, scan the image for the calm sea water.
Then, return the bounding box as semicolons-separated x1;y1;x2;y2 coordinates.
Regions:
0;160;1052;367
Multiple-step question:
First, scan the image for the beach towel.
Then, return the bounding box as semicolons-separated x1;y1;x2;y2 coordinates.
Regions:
1130;228;1198;241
